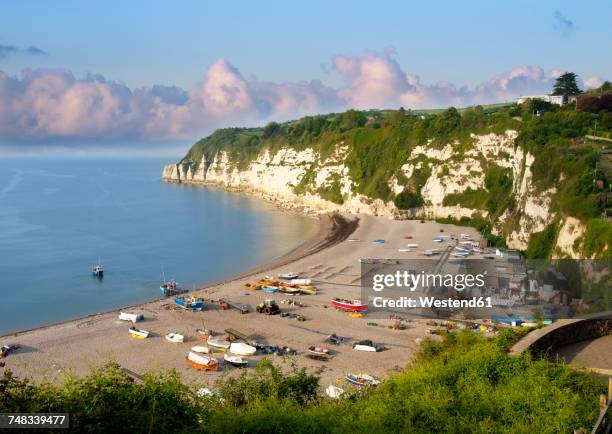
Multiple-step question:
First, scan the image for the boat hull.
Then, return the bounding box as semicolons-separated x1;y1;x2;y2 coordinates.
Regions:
331;299;368;312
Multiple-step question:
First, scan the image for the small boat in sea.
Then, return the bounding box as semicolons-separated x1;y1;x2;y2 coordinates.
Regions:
191;345;209;353
331;298;368;312
207;338;231;350
174;295;204;311
278;272;299;280
165;332;184;343
92;262;104;278
185;352;218;371
229;342;257;356
224;353;249;367
345;373;380;387
325;385;345;399
129;326;149;339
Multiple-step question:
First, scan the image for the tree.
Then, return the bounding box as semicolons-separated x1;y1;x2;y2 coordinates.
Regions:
552;72;581;102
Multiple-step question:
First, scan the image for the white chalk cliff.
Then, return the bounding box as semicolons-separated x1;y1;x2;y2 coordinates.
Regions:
163;131;579;254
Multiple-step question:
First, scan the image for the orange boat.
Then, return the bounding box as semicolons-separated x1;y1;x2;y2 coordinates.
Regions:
185;352;219;371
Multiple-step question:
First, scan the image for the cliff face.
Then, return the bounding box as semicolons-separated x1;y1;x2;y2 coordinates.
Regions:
163;130;581;255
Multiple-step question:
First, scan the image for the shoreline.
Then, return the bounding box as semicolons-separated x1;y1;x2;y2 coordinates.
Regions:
0;212;357;339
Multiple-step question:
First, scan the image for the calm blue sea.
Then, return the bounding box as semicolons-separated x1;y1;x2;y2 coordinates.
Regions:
0;158;316;334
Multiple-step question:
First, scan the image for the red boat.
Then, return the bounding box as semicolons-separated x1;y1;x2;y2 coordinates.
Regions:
331;298;368;312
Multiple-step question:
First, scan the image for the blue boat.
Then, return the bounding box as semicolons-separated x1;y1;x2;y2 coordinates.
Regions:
491;314;523;326
372;239;385;244
174;295;204;311
262;286;279;293
160;279;187;297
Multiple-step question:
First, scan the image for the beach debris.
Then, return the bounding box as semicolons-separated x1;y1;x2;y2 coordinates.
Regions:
256;299;281;315
118;312;144;323
165;332;184;343
280;312;307;321
325;385;345;398
218;298;249;314
366;322;379;327
279;299;306;307
0;344;20;358
346;373;380;387
326;334;347;345
347;312;363;319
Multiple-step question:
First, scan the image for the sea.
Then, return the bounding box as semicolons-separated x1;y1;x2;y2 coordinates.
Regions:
0;157;317;334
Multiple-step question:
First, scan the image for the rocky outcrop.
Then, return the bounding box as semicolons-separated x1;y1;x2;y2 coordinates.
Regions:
163;131;580;251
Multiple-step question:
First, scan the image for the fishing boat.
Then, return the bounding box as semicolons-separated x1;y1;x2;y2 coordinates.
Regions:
191;345;209;353
229;342;257;356
278;272;299;280
325;385;345;399
207;338;231;350
308;346;330;357
160;279;187;297
223;353;249;367
174;295;204;311
118;312;144;323
345;373;380;387
331;298;368;312
92;262;104;278
185;352;218;371
128;326;149;339
165;332;184;343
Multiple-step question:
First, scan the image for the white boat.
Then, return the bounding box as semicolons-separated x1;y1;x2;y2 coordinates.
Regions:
353;344;378;352
223;353;249;367
165;332;184;343
119;312;143;323
398;248;412;252
186;352;218;370
207;338;231;349
325;385;345;399
229;342;257;356
406;243;419;248
128;327;149;339
279;272;299;280
290;278;311;285
191;345;210;354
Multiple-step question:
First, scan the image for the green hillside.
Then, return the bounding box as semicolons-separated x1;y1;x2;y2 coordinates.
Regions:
183;102;612;258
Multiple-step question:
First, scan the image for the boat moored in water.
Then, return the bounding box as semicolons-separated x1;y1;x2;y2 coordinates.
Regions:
92;263;104;277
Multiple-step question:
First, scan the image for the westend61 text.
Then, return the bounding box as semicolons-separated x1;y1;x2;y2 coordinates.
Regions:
372;296;493;309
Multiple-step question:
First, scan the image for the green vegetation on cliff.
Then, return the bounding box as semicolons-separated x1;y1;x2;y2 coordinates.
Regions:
0;330;604;433
182;102;611;258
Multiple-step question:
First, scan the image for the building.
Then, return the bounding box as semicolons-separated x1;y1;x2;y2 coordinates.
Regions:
516;94;564;106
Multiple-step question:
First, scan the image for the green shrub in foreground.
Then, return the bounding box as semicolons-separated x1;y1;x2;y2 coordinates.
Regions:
0;330;605;433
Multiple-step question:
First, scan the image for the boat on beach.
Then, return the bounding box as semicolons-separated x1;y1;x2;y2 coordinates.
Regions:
308;346;330;357
207;338;231;350
118;312;144;323
345;373;380;387
224;353;249;367
331;298;368;312
298;285;317;295
191;345;209;353
174;295;204;311
278;272;299;280
129;326;149;339
229;342;257;356
165;332;184;343
185;352;219;371
353;340;381;352
160;279;187;297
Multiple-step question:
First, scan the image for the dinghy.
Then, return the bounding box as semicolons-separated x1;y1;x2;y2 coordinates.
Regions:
307;346;330;356
223;353;249;367
278;272;299;280
353;340;381;352
229;342;257;356
345;373;380;387
165;332;184;343
128;326;149;339
185;352;218;371
191;345;209;354
325;385;345;399
119;312;144;323
207;338;231;350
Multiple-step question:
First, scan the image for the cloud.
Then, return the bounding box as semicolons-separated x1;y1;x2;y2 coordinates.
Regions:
584;76;604;89
553;11;574;36
0;44;47;59
0;50;604;146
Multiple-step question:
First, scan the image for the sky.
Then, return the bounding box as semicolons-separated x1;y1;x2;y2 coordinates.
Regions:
0;0;610;154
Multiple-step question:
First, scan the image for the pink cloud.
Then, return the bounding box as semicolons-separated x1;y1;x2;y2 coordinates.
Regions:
0;50;604;145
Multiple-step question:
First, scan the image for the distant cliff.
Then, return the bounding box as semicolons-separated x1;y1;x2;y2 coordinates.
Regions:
164;107;612;258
